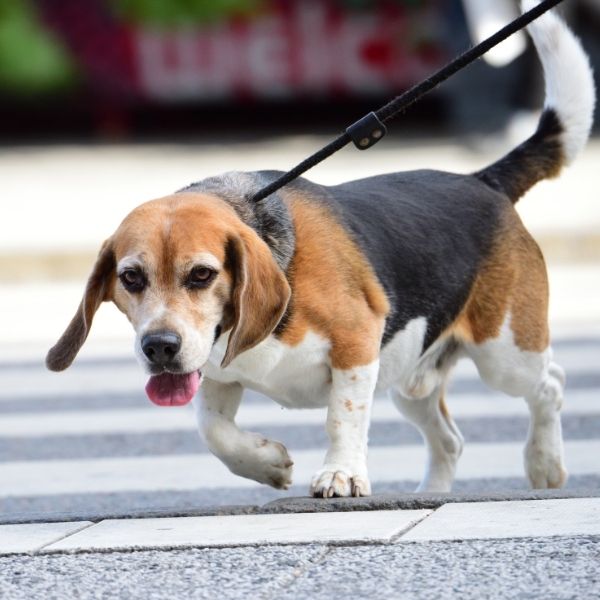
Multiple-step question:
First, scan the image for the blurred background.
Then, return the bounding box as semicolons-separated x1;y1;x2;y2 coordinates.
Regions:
0;0;599;520
0;0;597;140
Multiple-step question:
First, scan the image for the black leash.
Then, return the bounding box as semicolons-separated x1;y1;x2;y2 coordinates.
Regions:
250;0;566;203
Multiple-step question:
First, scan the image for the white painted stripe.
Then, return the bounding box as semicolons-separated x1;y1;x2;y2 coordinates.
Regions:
452;347;600;379
0;439;598;498
45;510;431;553
0;364;146;400
0;522;94;555
401;498;600;542
1;390;598;439
2;343;597;402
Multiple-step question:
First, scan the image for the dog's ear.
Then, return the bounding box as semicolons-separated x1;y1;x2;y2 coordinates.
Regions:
221;231;291;368
46;239;116;371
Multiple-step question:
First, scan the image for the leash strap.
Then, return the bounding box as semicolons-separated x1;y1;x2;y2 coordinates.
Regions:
250;0;566;203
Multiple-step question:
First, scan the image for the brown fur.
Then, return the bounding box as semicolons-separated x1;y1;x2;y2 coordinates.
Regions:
47;193;291;371
275;191;389;370
221;227;290;367
46;239;115;371
450;209;549;353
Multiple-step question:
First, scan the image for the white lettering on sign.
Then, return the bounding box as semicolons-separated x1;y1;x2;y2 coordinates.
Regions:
134;4;443;101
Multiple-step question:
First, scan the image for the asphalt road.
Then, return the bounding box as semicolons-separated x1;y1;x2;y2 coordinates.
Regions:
1;334;599;522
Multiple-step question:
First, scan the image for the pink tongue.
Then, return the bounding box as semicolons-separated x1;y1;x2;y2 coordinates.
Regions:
145;372;201;407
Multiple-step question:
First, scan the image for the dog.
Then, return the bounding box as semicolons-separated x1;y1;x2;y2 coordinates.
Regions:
47;3;594;498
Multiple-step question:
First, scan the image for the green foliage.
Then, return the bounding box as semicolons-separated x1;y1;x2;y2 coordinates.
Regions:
111;0;265;26
0;0;77;93
342;0;425;8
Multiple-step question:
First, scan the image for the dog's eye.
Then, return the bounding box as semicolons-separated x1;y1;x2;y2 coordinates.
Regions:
119;269;146;293
186;266;216;289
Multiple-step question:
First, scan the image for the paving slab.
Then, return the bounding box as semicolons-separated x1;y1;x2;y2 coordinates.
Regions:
43;510;430;554
401;498;600;542
0;522;93;555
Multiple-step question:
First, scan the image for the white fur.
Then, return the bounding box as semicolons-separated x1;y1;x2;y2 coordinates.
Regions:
194;378;293;489
198;316;464;494
195;303;567;494
392;387;464;493
465;315;567;488
377;316;428;391
381;321;465;492
310;361;379;498
523;0;596;163
200;332;381;495
205;330;332;409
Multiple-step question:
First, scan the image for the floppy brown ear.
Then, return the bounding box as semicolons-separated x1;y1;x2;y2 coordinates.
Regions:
221;231;291;368
46;239;115;371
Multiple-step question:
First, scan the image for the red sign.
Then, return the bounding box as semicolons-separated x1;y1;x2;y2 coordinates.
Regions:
37;0;446;102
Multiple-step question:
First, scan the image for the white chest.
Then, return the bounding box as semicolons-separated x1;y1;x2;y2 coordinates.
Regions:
202;316;438;406
203;330;333;408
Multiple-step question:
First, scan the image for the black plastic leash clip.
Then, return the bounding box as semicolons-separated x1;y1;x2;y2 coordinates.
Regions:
346;111;387;150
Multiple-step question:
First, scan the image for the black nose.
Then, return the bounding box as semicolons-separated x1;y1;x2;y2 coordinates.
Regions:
141;332;182;366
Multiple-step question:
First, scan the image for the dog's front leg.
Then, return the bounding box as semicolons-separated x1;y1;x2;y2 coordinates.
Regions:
311;361;378;498
194;378;293;489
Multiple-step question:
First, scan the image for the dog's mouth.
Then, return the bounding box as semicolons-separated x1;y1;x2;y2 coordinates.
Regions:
145;371;201;407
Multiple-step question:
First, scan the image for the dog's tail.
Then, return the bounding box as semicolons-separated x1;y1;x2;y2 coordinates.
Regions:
475;1;595;204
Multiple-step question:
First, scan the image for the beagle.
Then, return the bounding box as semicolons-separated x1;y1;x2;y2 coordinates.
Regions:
47;5;594;497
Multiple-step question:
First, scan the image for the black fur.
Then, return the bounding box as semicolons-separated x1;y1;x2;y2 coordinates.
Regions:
475;109;564;203
320;170;507;349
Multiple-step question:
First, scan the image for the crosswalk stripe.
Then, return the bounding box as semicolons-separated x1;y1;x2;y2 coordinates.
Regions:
0;390;598;439
0;439;597;498
4;340;598;401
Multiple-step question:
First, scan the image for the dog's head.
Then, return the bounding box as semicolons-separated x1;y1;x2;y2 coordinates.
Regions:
46;193;291;406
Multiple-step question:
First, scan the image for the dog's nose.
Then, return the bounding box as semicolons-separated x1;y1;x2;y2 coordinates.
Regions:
141;332;182;366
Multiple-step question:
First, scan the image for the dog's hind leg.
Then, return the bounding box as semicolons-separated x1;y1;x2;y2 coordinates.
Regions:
194;378;294;490
391;385;464;493
525;359;567;488
466;323;567;489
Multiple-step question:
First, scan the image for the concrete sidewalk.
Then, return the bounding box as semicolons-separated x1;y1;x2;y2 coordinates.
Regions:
1;496;599;599
2;495;599;556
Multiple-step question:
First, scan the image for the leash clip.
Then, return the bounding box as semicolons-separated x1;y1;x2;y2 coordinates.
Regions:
346;112;387;150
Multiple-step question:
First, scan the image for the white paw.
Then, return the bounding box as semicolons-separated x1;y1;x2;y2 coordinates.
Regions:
525;444;568;489
310;466;371;498
228;434;293;490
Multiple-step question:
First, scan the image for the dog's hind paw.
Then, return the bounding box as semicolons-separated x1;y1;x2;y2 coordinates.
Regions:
525;445;568;489
310;467;371;498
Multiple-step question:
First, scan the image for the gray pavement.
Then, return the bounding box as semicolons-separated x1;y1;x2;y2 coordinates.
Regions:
1;536;598;600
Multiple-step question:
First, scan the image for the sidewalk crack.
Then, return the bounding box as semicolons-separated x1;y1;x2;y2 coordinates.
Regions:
34;521;98;554
259;546;332;600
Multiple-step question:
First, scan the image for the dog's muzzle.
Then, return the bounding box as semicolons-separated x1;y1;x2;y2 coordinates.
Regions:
141;331;182;368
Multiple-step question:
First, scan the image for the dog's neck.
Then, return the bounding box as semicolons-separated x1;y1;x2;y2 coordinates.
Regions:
178;171;295;272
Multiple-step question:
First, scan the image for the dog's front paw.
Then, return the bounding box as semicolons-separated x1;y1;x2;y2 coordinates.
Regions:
310;466;371;498
228;433;294;490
